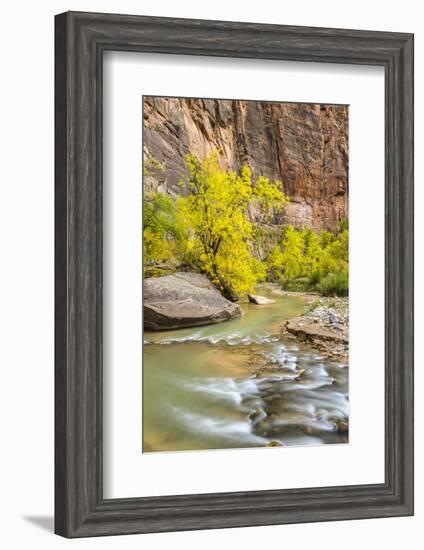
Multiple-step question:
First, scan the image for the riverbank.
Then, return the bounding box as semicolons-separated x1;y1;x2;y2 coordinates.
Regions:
251;284;348;361
144;275;348;363
280;294;348;361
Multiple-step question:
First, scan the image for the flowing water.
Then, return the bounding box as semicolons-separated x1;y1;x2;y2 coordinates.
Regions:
143;291;348;452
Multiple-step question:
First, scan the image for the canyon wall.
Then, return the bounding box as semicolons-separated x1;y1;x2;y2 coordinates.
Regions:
143;97;348;231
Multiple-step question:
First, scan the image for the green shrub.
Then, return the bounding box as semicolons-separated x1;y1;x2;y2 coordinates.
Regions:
281;277;311;292
317;272;349;296
143;192;187;265
266;222;349;297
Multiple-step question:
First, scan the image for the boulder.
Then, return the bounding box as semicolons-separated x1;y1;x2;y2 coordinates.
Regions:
144;272;243;330
247;294;276;305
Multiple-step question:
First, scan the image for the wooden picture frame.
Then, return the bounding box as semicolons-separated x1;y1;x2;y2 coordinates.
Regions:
55;11;414;538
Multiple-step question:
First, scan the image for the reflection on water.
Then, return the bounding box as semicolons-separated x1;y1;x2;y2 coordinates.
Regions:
143;292;348;452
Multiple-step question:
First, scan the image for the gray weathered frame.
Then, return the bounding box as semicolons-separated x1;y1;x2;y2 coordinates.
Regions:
55;11;414;538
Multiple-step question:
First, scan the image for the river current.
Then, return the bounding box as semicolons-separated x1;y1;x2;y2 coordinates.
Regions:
143;291;348;452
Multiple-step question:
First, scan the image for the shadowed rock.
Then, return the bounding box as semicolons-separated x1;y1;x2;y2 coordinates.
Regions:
247;294;276;305
144;272;243;330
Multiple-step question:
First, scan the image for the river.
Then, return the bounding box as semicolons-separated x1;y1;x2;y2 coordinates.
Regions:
143;290;349;452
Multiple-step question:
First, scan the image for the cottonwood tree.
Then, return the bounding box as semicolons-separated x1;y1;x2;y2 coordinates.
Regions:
178;152;289;296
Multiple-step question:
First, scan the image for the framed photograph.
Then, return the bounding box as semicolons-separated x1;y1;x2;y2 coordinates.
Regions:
55;11;414;537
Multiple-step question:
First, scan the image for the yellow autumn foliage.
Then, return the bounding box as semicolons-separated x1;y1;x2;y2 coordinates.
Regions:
177;152;288;294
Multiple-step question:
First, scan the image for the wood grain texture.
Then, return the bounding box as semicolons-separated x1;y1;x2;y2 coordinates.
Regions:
54;11;414;538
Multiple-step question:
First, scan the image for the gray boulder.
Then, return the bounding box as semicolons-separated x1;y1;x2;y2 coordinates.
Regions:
247;294;276;305
144;272;243;330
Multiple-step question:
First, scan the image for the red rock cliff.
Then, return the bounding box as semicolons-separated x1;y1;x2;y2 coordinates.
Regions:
143;97;348;231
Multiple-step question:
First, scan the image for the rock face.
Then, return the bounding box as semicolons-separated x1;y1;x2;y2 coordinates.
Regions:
144;272;243;330
143;97;348;231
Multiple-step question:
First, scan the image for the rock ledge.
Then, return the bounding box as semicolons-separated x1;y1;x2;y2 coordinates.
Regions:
283;299;349;361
